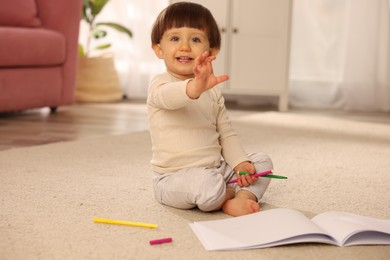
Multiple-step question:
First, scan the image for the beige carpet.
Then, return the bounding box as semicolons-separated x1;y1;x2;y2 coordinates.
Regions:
1;112;389;259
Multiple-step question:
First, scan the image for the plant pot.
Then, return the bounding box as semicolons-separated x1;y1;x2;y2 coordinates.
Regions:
75;55;122;102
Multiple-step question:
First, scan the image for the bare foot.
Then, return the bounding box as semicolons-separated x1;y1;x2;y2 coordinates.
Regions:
222;190;260;216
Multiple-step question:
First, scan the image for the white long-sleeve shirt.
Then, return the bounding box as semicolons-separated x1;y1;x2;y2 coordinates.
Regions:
147;72;249;174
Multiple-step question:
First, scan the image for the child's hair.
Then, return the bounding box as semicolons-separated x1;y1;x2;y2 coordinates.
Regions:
151;2;221;49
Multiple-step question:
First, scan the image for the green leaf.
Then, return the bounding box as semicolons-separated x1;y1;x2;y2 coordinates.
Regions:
82;0;95;23
78;44;85;57
82;2;88;22
88;0;110;16
96;22;133;38
94;43;111;50
92;29;107;39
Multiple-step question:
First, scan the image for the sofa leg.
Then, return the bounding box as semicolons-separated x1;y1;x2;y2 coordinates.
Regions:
50;107;58;114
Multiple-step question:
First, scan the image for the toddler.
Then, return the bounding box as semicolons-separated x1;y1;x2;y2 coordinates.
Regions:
148;2;273;216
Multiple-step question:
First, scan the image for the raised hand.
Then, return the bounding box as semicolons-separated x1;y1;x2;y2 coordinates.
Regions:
186;51;229;99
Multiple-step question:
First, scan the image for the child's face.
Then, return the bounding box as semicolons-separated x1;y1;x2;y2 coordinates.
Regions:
153;27;216;80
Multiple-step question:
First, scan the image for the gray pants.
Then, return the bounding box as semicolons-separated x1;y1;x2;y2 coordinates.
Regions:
152;153;273;212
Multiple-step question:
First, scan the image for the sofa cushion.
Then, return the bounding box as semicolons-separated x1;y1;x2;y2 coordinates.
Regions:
0;0;41;27
0;28;65;67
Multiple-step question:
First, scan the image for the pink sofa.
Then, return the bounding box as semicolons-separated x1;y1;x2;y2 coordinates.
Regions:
0;0;82;113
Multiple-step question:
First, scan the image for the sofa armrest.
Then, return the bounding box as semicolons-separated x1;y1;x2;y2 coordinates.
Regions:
35;0;83;104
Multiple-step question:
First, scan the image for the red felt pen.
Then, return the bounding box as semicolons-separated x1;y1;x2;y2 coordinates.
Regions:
149;237;173;245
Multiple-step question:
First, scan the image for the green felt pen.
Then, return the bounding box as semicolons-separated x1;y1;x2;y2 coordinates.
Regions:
229;170;286;184
237;171;287;179
262;175;288;179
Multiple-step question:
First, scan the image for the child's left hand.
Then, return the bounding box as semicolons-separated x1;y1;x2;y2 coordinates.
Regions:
233;161;258;187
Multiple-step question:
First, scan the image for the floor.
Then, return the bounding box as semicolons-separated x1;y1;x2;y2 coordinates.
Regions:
0;99;389;151
0;101;148;151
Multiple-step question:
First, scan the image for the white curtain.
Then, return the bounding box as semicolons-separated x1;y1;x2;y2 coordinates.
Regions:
80;0;390;111
289;0;390;111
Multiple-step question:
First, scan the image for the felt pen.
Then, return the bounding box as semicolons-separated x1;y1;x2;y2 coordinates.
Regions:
238;171;287;179
260;174;287;179
228;170;287;184
93;218;158;228
238;169;273;177
149;237;173;245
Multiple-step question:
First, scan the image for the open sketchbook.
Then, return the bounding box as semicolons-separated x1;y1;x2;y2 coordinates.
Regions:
190;208;390;251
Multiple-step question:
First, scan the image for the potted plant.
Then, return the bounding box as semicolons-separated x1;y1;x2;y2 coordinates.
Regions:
76;0;133;102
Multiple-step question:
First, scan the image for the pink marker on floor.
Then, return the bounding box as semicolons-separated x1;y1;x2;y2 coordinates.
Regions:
149;237;173;245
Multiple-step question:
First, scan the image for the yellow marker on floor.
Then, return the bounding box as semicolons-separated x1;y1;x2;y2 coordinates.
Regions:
93;217;158;228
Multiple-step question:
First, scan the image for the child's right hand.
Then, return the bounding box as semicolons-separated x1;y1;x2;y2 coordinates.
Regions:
186;51;229;99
